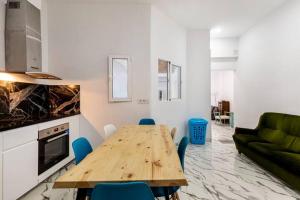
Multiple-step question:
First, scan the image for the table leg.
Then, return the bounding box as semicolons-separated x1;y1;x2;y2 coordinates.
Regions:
164;188;170;200
175;192;180;200
76;188;87;200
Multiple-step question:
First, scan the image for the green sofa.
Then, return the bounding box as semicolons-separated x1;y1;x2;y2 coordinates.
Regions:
233;112;300;191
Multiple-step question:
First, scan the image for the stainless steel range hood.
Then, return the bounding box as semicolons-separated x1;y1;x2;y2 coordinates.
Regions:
5;0;61;80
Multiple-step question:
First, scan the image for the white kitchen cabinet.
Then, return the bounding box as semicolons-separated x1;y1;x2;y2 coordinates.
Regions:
2;141;38;200
0;115;80;200
2;125;38;151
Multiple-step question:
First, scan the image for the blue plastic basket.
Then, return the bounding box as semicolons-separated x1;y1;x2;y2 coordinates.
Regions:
188;118;208;144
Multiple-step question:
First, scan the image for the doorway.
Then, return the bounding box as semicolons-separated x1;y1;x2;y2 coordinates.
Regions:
210;37;238;141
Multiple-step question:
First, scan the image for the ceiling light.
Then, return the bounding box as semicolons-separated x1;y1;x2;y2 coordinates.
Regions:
211;27;223;34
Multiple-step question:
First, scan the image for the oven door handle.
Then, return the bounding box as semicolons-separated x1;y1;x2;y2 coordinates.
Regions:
46;132;69;143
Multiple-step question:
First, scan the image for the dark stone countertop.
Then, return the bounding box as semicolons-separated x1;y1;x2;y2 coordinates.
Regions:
0;113;81;132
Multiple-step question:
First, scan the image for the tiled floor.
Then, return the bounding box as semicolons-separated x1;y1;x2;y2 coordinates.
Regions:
20;123;300;200
179;123;300;200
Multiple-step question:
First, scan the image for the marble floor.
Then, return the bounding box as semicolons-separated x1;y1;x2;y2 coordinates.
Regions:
19;123;300;200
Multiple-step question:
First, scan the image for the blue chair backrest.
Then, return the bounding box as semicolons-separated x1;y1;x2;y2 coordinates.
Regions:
139;118;156;125
72;137;93;165
91;182;155;200
177;136;189;170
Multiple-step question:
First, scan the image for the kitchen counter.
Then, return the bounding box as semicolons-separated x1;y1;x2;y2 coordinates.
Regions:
0;113;80;132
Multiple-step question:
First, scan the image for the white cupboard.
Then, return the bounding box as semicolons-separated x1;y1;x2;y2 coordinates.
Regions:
3;141;38;200
0;115;80;200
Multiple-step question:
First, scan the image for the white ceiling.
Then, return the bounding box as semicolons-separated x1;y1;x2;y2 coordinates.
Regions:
152;0;288;38
37;0;288;38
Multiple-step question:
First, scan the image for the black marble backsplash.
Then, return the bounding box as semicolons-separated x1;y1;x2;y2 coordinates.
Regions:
0;81;80;131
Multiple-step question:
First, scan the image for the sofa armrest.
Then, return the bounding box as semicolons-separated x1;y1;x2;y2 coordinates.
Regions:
235;127;258;135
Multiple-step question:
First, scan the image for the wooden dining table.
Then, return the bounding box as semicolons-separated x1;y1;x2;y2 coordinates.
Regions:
54;125;188;199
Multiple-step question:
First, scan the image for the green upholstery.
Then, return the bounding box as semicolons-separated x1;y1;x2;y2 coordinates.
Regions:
233;112;300;191
272;151;300;175
289;137;300;153
236;143;300;190
258;128;287;144
248;142;286;157
233;134;266;145
281;135;297;149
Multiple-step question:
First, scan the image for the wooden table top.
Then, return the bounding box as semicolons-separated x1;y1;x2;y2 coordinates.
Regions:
54;125;188;188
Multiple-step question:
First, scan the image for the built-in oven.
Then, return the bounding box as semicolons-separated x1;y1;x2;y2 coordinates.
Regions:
38;123;69;175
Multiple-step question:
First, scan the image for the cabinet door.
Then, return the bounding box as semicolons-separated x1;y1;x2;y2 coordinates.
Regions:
3;141;38;200
3;125;38;151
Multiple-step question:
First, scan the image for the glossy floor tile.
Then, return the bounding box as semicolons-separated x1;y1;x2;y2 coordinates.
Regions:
178;123;300;200
19;123;300;200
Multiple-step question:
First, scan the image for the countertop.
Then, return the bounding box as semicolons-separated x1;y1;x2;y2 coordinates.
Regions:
0;113;81;132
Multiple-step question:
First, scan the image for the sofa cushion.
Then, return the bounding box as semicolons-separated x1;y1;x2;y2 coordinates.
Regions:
258;128;287;144
259;113;285;130
233;134;266;145
283;114;300;137
271;151;300;175
279;135;296;149
248;142;286;157
288;137;300;153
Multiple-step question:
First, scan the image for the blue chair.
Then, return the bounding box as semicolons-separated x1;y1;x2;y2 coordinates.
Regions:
151;136;189;199
177;136;189;170
91;182;155;200
72;137;93;165
139;118;156;125
72;137;93;199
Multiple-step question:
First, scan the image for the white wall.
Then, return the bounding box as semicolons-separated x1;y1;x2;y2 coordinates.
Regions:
28;0;41;9
1;0;212;144
47;0;151;147
211;70;234;107
210;37;239;70
211;37;239;58
0;0;5;68
235;0;300;128
187;30;211;140
151;8;211;142
150;7;187;142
